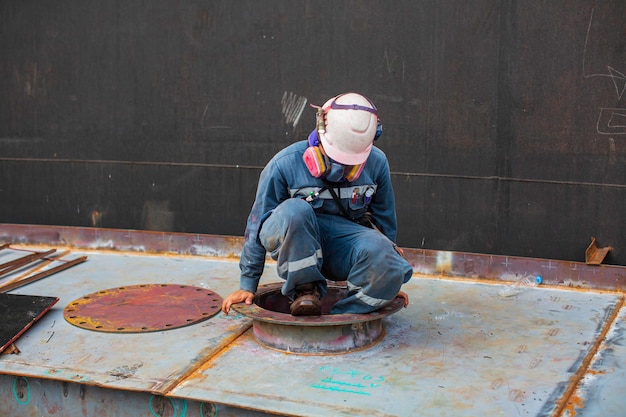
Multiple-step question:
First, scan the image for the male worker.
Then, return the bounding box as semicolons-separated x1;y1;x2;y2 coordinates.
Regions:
221;92;413;316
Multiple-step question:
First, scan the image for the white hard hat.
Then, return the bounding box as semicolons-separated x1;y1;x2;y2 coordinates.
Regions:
319;93;378;165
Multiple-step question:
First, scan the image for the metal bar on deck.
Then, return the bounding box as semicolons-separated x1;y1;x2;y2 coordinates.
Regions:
9;250;70;282
0;249;56;278
0;256;87;293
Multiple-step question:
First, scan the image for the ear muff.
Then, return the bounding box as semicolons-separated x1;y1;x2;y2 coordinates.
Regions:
343;163;365;182
303;145;330;178
303;145;365;182
374;120;382;141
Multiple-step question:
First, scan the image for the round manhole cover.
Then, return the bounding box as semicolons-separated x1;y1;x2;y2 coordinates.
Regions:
64;284;223;333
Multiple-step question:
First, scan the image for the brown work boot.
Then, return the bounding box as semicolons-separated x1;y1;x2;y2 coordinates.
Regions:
290;283;322;316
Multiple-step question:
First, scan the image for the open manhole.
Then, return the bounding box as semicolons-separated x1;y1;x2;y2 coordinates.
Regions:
64;284;223;333
232;282;405;354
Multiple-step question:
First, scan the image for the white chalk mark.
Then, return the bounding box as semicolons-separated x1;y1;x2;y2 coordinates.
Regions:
596;108;626;135
281;91;308;129
583;7;626;100
607;67;626;101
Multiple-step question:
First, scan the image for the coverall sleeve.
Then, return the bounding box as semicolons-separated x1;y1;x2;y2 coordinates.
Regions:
368;157;399;243
238;160;289;293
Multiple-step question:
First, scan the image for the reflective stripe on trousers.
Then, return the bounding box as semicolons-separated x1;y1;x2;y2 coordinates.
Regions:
259;198;327;299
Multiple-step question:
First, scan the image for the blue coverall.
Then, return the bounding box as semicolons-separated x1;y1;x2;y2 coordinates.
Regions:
239;140;413;314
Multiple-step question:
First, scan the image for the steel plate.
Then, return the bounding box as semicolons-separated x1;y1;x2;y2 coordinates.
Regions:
0;293;59;353
64;284;222;333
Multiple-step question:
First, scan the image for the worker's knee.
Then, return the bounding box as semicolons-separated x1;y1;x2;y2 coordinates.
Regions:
259;198;317;251
274;198;315;225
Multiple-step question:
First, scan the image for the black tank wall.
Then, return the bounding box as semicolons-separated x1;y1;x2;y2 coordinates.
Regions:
1;1;624;265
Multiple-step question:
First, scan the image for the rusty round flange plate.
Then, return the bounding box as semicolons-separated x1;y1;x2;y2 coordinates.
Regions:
232;282;405;326
64;284;223;333
232;282;405;354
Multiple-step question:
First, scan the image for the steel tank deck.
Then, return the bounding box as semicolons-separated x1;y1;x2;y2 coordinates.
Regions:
0;224;624;417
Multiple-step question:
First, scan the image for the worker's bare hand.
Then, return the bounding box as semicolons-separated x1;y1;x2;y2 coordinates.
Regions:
221;290;255;315
397;291;409;307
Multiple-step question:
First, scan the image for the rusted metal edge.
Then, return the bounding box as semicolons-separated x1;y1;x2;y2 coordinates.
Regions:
1;223;625;291
553;295;625;417
0;343;20;355
0;223;244;259
156;321;253;395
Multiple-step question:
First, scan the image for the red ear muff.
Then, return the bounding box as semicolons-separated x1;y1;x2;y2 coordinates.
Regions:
303;145;365;182
303;146;330;178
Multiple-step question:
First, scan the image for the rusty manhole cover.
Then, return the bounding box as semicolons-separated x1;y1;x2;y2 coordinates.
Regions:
64;284;223;333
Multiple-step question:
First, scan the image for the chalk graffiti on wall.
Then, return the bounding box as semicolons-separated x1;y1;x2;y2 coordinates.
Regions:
583;5;626;135
281;91;308;129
